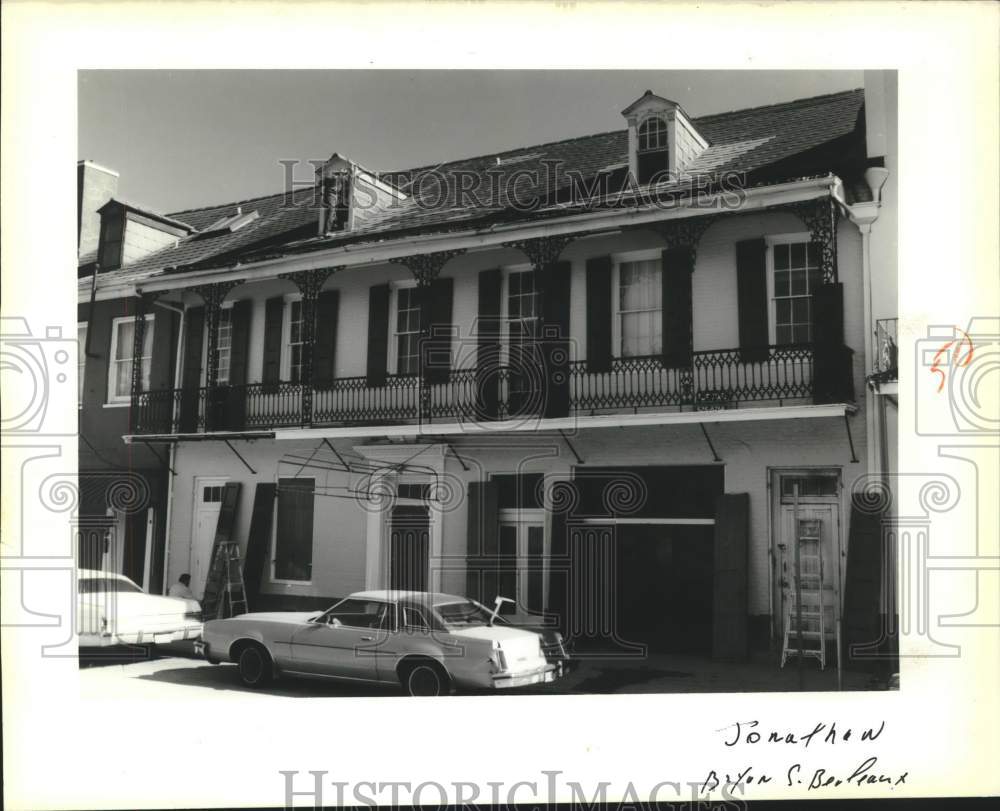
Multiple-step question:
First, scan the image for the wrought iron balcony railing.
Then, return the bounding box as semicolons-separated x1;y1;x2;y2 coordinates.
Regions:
872;318;898;383
131;343;846;435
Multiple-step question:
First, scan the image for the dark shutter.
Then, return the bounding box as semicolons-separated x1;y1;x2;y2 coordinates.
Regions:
229;300;252;386
585;256;613;373
546;481;571;635
275;478;314;582
148;309;177;391
466;481;499;604
313;289;340;389
242;483;276;609
423;277;454;385
843;499;889;669
541;260;572;418
736;238;769;362
262;296;284;388
712;493;749;660
222;299;252;431
476;269;503;420
366;284;390;387
178;306;204;433
813;282;853;403
661;246;694;367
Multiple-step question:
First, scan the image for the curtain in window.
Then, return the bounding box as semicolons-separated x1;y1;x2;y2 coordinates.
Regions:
619;259;662;357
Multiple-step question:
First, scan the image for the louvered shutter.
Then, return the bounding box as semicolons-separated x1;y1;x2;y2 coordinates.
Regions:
222;299;253;431
476;269;503;420
366;284;390;387
661;246;694;367
712;493;749;660
262;296;284;388
585;256;613;373
541;260;572;418
735;238;769;363
813;282;853;403
423;277;454;385
313;290;340;389
178;306;204;432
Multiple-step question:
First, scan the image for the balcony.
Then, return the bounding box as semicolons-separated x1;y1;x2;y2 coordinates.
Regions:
131;343;852;436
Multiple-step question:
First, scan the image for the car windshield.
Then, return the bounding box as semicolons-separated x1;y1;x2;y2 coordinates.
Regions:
434;600;495;628
78;577;143;594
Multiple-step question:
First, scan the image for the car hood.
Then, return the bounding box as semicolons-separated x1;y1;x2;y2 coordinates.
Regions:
78;592;199;616
447;625;540;643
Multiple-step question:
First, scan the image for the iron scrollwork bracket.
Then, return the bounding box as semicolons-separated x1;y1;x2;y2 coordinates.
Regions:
392;249;466;286
779;196;840;283
190;279;245;389
503;235;573;270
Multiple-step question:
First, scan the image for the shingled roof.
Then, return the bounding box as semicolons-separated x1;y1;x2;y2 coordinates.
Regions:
83;87;865;279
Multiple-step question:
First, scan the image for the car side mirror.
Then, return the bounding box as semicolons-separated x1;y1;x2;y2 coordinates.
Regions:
328;617;342;627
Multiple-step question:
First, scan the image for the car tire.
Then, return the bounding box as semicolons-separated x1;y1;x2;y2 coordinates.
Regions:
236;643;273;689
403;661;449;697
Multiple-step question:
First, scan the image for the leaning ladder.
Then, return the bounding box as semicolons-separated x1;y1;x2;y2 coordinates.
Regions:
780;518;827;669
201;542;248;620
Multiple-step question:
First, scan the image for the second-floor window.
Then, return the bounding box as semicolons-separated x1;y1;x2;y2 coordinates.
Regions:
394;286;421;376
286;299;305;383
506;268;539;349
616;258;662;357
77;322;88;404
108;315;153;403
771;239;821;344
637;115;669;184
215;306;233;385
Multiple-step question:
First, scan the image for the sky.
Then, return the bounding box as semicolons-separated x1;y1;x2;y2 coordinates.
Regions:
78;70;864;215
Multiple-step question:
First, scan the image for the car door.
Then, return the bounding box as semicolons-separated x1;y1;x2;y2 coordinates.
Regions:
289;598;390;681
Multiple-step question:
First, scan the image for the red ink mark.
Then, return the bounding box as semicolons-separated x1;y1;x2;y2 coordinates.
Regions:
931;328;974;393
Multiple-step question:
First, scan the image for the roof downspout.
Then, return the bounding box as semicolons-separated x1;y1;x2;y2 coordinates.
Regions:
844;166;890;476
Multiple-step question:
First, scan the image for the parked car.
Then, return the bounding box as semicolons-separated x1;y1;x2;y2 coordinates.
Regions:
196;590;569;696
77;569;203;647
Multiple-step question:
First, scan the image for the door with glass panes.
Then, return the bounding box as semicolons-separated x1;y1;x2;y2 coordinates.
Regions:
496;509;545;615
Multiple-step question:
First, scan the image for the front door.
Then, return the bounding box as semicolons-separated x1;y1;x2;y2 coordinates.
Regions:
389;506;429;592
497;510;545;615
190;477;228;598
772;472;841;644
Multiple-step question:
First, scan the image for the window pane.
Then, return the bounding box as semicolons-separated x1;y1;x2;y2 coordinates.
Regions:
774;244;789;271
116;321;134;362
776;325;792;344
774;270;790;297
792;297;810;324
807;243;819;266
790;242;806;268
790;269;807;295
776;299;791;324
327;599;385;628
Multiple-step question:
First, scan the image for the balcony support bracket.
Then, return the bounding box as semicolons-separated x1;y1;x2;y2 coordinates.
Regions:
136;439;177;476
224;438;257;475
558;430;585;465
843;413;860;464
699;422;722;463
444;440;470;472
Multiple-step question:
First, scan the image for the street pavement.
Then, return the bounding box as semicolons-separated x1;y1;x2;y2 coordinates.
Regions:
79;648;882;698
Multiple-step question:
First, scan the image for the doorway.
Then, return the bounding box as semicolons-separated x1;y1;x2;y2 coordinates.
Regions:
771;471;842;645
190;477;228;598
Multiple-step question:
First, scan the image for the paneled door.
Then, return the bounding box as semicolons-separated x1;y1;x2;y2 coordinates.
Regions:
190;477;228;598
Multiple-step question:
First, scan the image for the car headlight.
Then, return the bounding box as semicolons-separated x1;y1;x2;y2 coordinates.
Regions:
184;610;203;621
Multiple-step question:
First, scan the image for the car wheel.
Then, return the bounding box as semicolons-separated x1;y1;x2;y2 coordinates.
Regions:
404;662;448;697
237;644;273;689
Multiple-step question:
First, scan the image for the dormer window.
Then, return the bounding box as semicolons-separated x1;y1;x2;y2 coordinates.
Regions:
637;116;670;184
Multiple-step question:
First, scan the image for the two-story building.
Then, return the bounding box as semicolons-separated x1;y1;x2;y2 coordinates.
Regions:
81;86;895;662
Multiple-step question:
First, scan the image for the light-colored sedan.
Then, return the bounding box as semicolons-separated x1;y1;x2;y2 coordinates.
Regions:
77;569;203;647
197;590;569;696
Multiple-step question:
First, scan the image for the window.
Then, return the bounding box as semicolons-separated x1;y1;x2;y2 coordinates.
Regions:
505;269;540;409
323;598;388;629
286;299;305;383
394;286;421;376
108;315;154;403
215;307;233;385
780;474;839;500
771;240;822;344
202;485;225;503
77;322;88;404
397;482;432;501
273;478;314;582
401;606;430;631
637;116;669;184
617;258;662;357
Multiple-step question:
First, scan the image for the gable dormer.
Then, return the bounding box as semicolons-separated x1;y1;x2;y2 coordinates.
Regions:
621;90;709;185
316;153;407;236
95;199;193;271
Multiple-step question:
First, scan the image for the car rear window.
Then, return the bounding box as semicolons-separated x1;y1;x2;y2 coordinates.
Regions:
434;600;494;627
78;577;143;594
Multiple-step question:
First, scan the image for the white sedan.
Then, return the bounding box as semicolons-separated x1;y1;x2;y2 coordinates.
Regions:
77;569;203;647
197;590;569;696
